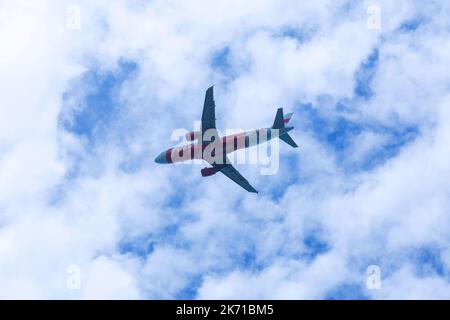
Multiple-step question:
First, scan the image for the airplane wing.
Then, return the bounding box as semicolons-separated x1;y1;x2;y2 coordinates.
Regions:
201;86;216;135
200;88;257;194
215;163;259;193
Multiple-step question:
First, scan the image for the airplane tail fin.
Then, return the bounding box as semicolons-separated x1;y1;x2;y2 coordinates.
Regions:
272;108;284;129
283;112;294;125
272;108;298;148
272;108;294;129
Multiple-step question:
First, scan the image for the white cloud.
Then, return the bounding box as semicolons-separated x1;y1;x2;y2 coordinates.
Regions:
82;255;140;299
373;266;450;300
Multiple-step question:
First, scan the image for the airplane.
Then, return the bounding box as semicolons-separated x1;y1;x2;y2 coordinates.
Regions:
154;86;298;193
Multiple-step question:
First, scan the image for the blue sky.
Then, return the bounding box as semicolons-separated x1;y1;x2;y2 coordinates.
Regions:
1;0;450;299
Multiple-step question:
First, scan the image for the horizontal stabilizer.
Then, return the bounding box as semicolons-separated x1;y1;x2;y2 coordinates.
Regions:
280;133;298;148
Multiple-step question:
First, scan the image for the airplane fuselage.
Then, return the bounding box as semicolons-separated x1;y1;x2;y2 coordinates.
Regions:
155;127;293;164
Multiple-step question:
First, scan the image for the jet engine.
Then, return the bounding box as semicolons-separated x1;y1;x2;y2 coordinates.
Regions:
201;167;218;177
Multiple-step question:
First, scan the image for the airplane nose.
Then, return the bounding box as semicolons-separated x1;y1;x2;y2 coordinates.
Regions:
154;151;167;164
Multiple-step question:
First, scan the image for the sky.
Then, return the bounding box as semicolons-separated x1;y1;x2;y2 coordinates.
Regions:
1;0;450;299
